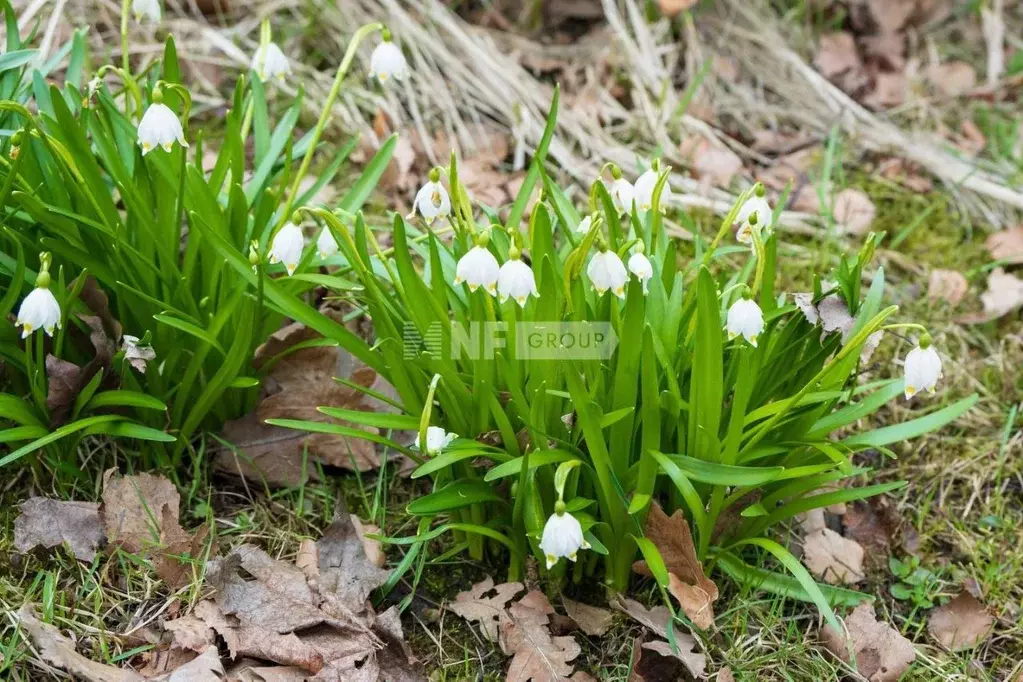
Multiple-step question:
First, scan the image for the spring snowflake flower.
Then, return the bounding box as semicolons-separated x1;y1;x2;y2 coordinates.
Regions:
413;173;451;224
737;194;773;245
137;102;187;155
454;244;500;295
726;297;764;347
587;249;628;299
369;38;409;83
539;503;590;569
607;177;635;215
627;250;653;294
16;285;61;339
634;167;673;212
576;216;592;234
414;426;457;455
903;338;942;399
252;42;291;83
132;0;160;23
316;228;339;259
269;224;305;276
497;255;538;307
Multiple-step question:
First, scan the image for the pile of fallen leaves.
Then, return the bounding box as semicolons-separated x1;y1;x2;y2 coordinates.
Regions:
14;474;417;681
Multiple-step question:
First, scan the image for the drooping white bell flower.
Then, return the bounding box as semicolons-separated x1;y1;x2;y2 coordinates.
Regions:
737;194;773;245
627;250;653;294
726;297;765;347
539;503;590;569
903;339;942;399
607;177;635;215
16;285;61;339
576;216;592;234
369;39;409;83
454;245;500;295
137;102;187;155
316;228;339;259
497;255;538;307
414;426;457;456
132;0;161;23
634;167;673;212
269;224;305;276
587;249;628;300
252;42;291;83
413;175;451;224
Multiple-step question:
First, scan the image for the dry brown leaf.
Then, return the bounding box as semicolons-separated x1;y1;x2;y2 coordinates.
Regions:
815;33;862;79
215;413;321;487
861;31;906;71
612;598;707;678
164;614;214;653
927;592;994;651
632;503;719;629
718;666;735;682
156;646;224;681
865;72;908;109
101;470;180;554
225;660;309;682
657;0;697;17
314;508;391;610
820;603;916;682
501;597;581;682
843;497;915;561
986;226;1023;264
868;0;917;31
46;355;85;419
350;514;386;569
802;528;866;585
878;158;932;193
957;120;987;157
683;138;742;188
14;497;105;561
959;268;1023;323
19;604;143;682
927;270;969;306
818;295;855;336
446;577;524;642
640;640;706;680
833;188;877;235
928;61;977;96
561;598;613;637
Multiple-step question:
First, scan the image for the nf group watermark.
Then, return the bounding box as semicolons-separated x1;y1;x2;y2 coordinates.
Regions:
403;322;618;360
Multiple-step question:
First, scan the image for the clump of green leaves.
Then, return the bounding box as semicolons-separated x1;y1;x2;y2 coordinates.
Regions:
889;556;941;608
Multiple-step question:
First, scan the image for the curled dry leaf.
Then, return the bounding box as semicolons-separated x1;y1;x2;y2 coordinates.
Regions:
801;528;866;585
986;226;1023;265
612;596;707;679
832;188;877;235
927;591;994;651
632;503;719;629
820;603;916;682
446;576;524;642
958;268;1023;323
14;497;105;561
927;269;969;306
843;497;916;561
163;614;214;653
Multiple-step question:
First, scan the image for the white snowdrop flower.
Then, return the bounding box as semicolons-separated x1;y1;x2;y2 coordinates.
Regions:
132;0;161;23
252;42;291;83
414;426;457;455
369;40;409;83
316;228;339;259
726;297;765;347
737;194;773;245
627;251;653;294
634;167;673;212
17;286;61;339
121;335;156;373
539;506;590;569
497;257;538;307
137;102;187;155
413;177;451;224
576;216;592;234
269;224;305;276
587;249;628;299
607;177;635;215
903;340;942;399
454;245;500;295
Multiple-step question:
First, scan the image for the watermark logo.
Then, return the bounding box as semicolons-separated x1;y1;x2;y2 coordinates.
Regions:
402;321;617;360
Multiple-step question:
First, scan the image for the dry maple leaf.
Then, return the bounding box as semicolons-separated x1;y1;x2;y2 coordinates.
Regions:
820;603;916;682
14;497;105;561
927;591;994;651
562;598;613;637
802;528;866;585
632;503;719;628
986;226;1023;265
927;270;969;306
447;576;525;642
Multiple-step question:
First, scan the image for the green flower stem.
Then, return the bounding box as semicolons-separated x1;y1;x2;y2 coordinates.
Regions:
880;323;928;334
750;225;767;298
701;184;758;268
277;22;384;232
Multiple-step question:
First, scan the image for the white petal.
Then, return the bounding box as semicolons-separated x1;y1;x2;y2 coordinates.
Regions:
132;0;161;22
138;103;187;154
726;298;764;346
316;228;339;259
904;345;942;399
738;195;773;231
415;426;456;455
497;259;538;307
269;224;305;275
587;251;628;299
370;41;410;82
414;181;451;223
252;42;291;82
627;252;653;294
539;512;586;566
576;216;592;234
454;246;500;295
16;287;62;338
608;178;635;215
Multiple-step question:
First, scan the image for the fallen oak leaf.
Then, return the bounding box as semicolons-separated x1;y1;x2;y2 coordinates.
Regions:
801;528;866;585
14;497;105;561
561;598;613;637
610;596;707;678
820;603;916;682
927;591;994;651
446;576;524;642
314;507;391;611
639;640;707;681
163;614;214;654
501;596;581;682
101;470;180;555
